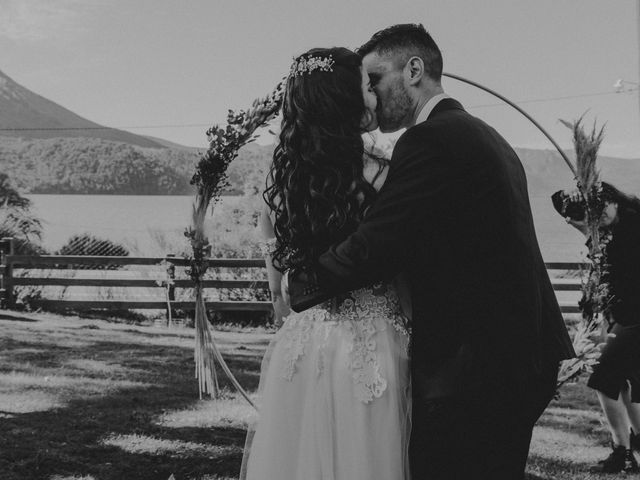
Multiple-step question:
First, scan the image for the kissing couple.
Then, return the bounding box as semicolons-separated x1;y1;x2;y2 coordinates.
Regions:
240;23;575;480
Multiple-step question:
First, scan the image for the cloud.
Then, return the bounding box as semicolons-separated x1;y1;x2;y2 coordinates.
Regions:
0;0;99;41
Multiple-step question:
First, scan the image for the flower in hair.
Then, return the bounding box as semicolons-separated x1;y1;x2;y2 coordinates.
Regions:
289;54;335;77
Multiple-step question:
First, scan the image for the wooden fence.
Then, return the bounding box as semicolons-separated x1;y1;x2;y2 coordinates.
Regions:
0;237;587;315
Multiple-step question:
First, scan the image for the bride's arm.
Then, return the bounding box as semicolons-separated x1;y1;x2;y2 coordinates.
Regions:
259;204;290;327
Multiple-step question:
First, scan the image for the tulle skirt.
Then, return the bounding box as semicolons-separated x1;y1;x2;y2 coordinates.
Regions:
240;307;411;480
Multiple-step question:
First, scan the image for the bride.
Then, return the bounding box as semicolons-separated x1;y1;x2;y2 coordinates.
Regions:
240;47;411;480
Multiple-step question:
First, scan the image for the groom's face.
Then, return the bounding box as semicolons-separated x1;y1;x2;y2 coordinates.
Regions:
362;52;412;133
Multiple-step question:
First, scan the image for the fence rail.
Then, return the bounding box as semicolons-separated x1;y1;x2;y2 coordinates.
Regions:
0;238;589;316
6;255;266;268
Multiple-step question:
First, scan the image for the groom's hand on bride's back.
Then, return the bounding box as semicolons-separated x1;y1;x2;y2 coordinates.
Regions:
286;268;334;313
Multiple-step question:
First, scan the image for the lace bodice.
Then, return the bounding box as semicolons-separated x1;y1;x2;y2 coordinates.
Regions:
277;281;410;403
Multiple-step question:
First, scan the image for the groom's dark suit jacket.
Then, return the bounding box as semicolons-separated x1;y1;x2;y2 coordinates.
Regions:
289;98;575;402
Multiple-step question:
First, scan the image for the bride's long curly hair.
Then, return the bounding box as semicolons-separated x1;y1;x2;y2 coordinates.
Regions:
264;47;377;272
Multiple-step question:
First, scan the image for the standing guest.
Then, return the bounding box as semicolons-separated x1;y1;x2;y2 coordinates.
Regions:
560;182;640;473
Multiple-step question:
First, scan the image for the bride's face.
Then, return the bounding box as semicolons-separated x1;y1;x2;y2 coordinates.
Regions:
360;67;378;132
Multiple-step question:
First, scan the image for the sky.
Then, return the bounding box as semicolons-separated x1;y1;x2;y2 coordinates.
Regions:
1;0;640;158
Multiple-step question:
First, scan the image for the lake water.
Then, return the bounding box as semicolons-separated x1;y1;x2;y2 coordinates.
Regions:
26;194;588;262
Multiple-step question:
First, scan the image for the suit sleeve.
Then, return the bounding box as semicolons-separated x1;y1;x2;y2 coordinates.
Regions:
288;130;467;312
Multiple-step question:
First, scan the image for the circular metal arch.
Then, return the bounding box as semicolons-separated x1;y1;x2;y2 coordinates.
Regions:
443;72;576;177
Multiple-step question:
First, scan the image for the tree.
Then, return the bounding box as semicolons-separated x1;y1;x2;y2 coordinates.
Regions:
0;173;45;254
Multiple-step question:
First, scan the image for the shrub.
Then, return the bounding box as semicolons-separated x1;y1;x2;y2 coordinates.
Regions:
56;233;129;270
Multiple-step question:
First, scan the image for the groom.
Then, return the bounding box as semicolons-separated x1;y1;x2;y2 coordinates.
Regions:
286;24;575;479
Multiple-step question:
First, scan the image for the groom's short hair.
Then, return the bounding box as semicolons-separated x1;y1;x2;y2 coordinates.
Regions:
357;24;443;82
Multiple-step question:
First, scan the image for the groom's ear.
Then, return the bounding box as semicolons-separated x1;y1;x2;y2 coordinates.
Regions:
405;56;424;86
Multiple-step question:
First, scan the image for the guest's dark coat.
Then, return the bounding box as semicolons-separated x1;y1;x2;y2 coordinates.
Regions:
604;211;640;326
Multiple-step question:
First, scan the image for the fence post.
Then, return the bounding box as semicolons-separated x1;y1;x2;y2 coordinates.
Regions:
0;238;15;309
165;254;176;325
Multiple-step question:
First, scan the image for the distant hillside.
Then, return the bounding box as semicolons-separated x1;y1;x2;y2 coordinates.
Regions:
3;66;636;197
0;67;280;195
0;69;165;149
1;132;638;196
517;148;640;197
0;136;274;195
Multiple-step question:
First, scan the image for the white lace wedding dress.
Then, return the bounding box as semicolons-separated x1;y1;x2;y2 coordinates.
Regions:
241;154;411;480
240;282;411;480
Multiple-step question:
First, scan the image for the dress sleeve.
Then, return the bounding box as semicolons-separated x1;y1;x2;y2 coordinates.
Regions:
258;238;278;258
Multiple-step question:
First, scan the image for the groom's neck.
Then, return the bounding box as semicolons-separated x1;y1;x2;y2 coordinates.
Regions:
407;85;445;127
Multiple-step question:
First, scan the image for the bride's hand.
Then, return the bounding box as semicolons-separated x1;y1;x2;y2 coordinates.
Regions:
272;295;289;328
281;271;291;308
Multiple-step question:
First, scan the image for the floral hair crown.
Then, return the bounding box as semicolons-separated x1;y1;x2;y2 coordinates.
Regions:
289;54;335;77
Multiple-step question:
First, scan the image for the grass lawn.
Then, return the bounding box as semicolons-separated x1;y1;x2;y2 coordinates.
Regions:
0;311;630;480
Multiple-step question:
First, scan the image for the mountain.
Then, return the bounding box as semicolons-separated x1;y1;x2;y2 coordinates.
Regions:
0;69;165;149
0;67;210;195
1;67;638;196
0;132;637;196
0;135;275;195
